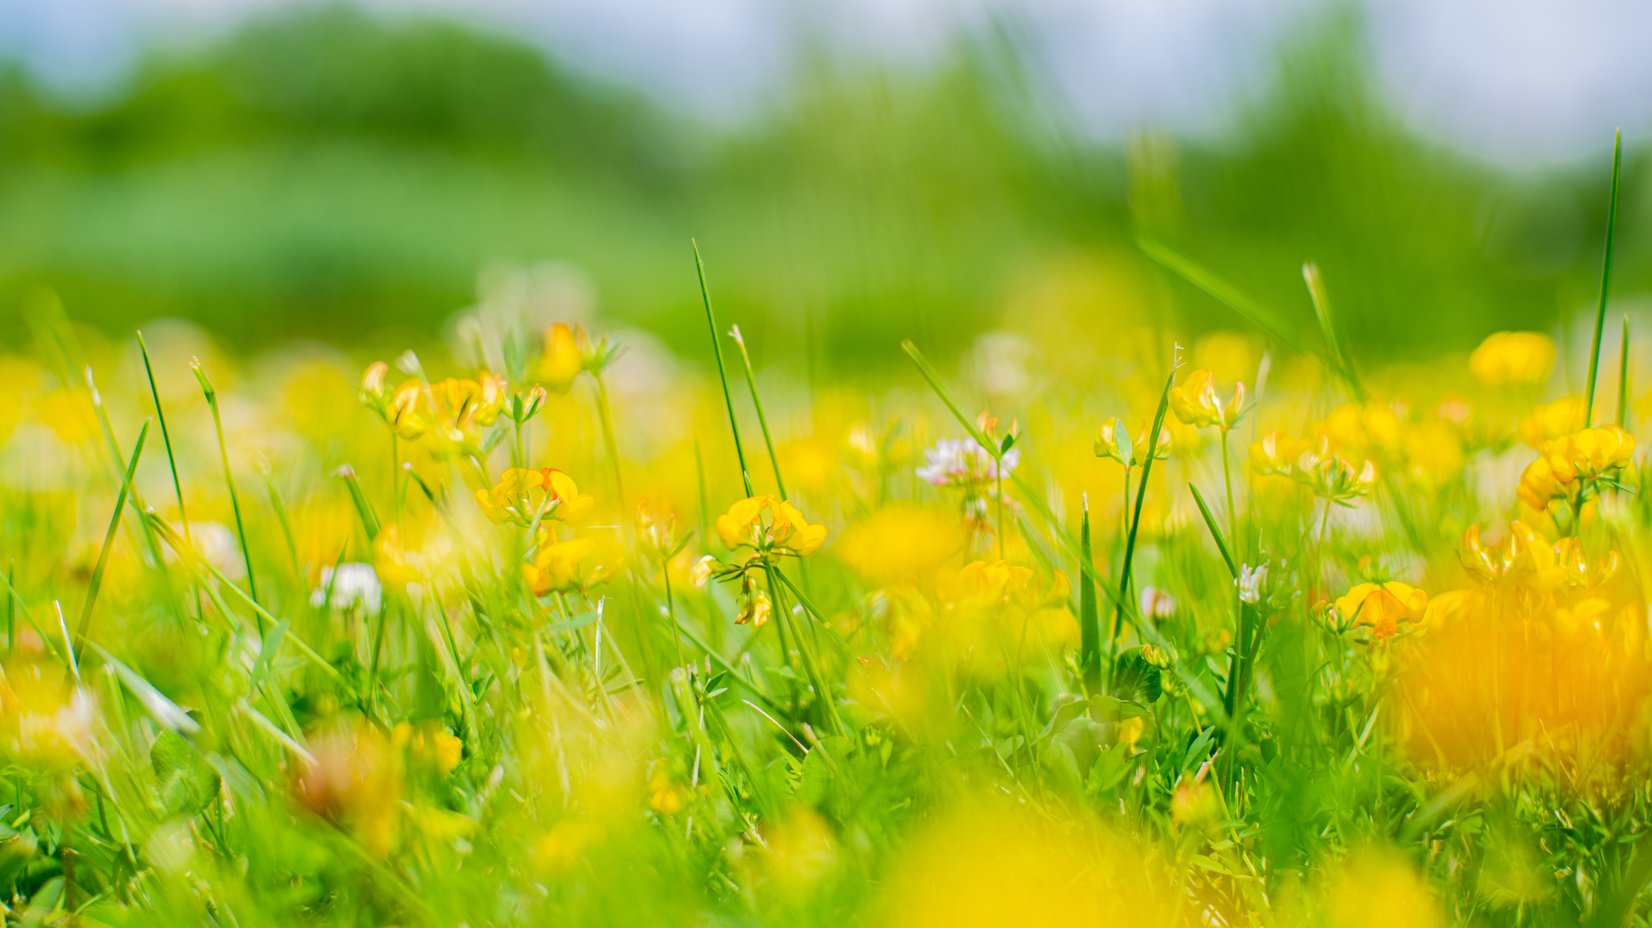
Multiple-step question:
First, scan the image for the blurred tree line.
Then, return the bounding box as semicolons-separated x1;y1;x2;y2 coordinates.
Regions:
0;7;1643;366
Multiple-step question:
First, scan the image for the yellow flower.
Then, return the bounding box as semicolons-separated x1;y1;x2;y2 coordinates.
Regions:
394;721;463;777
1094;416;1171;466
1518;397;1585;449
647;764;687;815
714;495;827;557
1460;521;1616;592
292;720;403;856
1336;581;1428;640
0;657;102;770
734;585;773;627
523;535;622;595
476;467;596;526
1169;368;1244;430
835;505;965;586
1321;848;1442;928
541;322;589;391
1251;430;1375;503
1469;331;1555;387
1517;425;1635;509
371;372;507;447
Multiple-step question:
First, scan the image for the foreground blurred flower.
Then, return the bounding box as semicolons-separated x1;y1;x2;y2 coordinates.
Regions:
0;657;103;770
1469;331;1555;387
1319;848;1442;928
1335;581;1428;640
477;467;596;526
835;505;965;586
876;800;1181;927
1169;369;1244;431
291;720;402;856
524;534;623;596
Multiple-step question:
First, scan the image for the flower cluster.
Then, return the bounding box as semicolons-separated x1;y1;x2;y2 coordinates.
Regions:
1516;425;1635;511
1250;430;1376;503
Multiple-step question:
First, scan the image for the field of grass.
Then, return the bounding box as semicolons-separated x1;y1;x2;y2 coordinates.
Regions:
3;134;1652;925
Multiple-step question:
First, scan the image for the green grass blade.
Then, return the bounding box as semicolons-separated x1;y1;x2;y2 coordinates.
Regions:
1137;236;1310;356
1109;365;1176;688
1189;482;1239;579
1617;314;1631;429
73;420;149;668
1585;129;1623;427
729;325;788;499
900;340;992;451
1302;262;1365;400
194;359;262;616
1078;497;1100;692
693;240;755;498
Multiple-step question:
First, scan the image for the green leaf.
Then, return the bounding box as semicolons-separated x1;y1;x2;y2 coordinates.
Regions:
1112;650;1164;704
151;729;221;818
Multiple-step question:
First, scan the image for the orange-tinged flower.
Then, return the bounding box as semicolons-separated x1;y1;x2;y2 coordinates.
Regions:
1469;331;1555;387
476;467;595;526
1169;369;1244;430
1336;581;1428;640
714;495;827;557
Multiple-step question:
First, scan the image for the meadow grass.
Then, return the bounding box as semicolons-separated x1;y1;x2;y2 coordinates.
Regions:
0;156;1651;927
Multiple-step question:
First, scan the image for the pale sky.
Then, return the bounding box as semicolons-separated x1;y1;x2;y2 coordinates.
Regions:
2;0;1648;166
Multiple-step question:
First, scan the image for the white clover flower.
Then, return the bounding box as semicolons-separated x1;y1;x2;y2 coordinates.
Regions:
1140;586;1177;619
1236;564;1267;605
916;438;1020;487
311;563;384;614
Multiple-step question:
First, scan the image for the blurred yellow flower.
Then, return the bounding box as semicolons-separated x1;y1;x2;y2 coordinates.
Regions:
1469;331;1555;387
524;534;623;595
1518;397;1585;449
541;322;590;391
292;720;403;856
1169;368;1244;430
1321;848;1441;928
1335;581;1427;640
835;505;965;586
877;800;1181;927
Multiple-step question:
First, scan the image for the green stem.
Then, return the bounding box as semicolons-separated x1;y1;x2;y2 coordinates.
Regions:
693;240;755;497
1585;129;1623;428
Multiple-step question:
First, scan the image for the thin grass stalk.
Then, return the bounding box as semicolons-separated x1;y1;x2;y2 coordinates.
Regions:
1108;367;1176;689
73;421;149;669
1585;129;1623;427
193;360;262;622
728;325;788;499
693;240;755;498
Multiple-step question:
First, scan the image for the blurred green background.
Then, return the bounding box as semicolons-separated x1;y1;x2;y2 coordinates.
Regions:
0;6;1645;364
